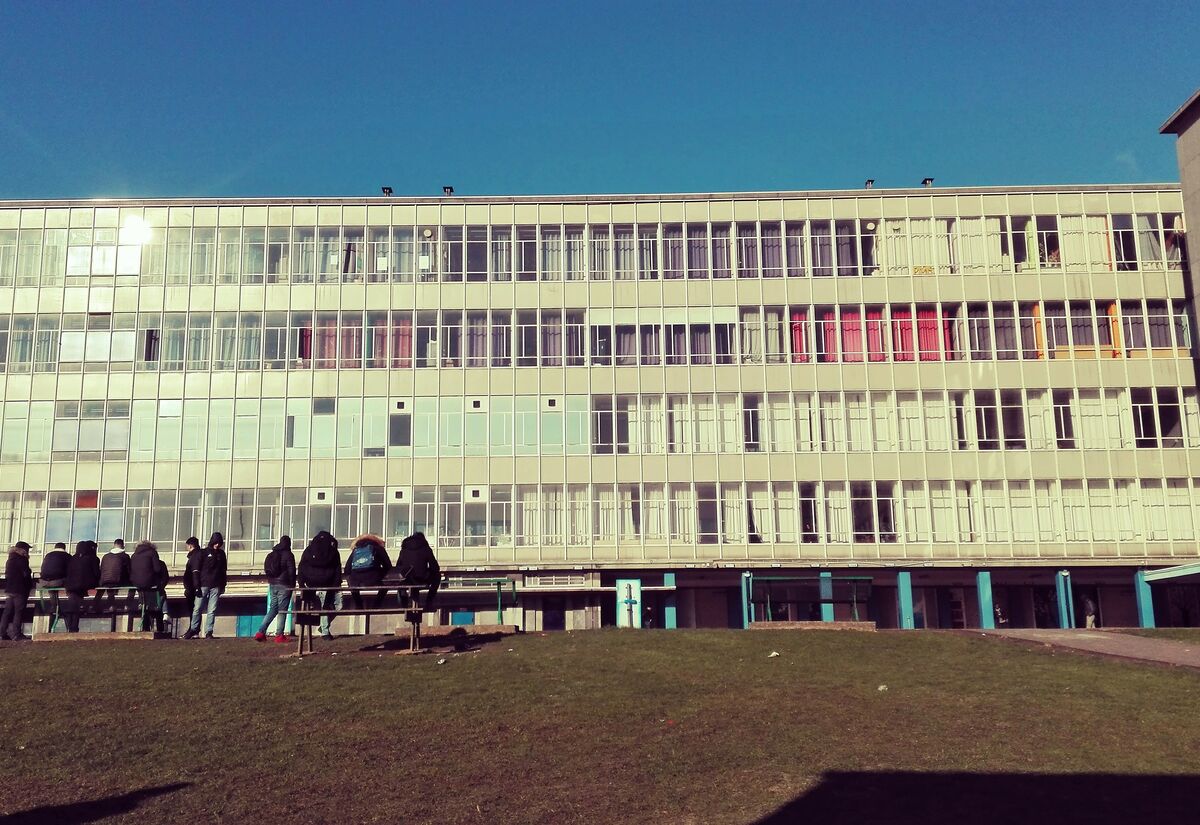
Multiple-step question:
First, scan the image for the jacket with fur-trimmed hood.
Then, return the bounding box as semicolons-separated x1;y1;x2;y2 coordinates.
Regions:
298;530;341;588
343;534;392;587
196;532;227;590
5;543;33;597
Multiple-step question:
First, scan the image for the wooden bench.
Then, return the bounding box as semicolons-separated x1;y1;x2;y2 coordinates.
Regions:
289;584;436;656
34;587;167;634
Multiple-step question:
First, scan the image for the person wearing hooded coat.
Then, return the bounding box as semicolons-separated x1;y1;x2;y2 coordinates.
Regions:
2;542;34;640
185;532;226;639
297;530;341;640
393;532;441;612
39;541;71;626
344;534;392;634
97;538;132;620
63;540;101;633
254;535;296;643
182;537;201;619
129;541;163;632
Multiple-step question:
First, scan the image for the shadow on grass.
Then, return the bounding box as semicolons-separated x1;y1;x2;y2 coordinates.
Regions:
754;772;1200;824
0;782;190;824
358;628;514;654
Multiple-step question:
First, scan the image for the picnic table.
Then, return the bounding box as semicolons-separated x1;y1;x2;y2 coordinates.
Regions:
289;584;436;656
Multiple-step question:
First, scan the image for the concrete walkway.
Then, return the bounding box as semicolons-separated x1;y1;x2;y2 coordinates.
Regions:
979;629;1200;669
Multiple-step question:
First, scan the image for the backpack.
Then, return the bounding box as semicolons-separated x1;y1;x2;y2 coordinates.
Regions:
264;550;282;578
349;544;376;572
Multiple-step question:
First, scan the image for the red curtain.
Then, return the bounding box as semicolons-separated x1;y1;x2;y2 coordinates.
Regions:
391;316;412;368
340;324;361;369
942;311;957;361
866;307;886;361
891;307;914;361
917;307;940;361
789;309;810;363
820;308;838;362
370;324;388;368
840;309;863;362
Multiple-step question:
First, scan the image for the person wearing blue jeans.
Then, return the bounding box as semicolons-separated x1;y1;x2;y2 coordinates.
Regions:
256;536;296;643
184;532;227;639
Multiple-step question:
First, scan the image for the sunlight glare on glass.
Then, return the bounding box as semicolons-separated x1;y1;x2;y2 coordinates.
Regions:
119;215;153;246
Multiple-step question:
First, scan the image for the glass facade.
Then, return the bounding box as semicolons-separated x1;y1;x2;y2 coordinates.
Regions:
0;188;1194;615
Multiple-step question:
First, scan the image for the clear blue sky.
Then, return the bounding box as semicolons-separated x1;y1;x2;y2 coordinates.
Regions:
1;0;1198;199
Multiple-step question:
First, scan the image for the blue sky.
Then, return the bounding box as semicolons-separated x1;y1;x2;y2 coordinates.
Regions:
1;0;1197;198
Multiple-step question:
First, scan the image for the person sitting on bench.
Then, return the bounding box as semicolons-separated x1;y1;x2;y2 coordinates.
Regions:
129;541;162;632
392;532;441;612
345;534;392;611
63;541;100;633
298;531;341;641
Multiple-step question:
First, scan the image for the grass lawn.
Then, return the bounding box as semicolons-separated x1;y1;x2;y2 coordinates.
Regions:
1;629;1199;824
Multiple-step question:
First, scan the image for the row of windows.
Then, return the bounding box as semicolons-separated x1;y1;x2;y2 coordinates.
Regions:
3;386;1197;463
2;477;1198;560
0;299;1191;373
0;211;1188;287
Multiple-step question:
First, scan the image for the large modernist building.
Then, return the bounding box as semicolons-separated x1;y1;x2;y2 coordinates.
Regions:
0;184;1196;633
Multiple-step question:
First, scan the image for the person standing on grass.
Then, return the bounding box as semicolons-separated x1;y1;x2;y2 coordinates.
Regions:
63;540;100;633
39;541;71;623
2;542;34;641
298;530;341;640
97;538;131;619
182;537;201;621
185;532;226;639
255;535;295;643
129;541;162;632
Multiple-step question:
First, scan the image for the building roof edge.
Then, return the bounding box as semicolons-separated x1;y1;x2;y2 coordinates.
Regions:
0;182;1184;209
1161;88;1200;134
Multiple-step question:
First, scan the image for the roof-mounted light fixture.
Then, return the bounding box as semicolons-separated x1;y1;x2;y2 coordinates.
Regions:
381;186;393;196
442;186;455;196
864;179;875;189
922;177;934;188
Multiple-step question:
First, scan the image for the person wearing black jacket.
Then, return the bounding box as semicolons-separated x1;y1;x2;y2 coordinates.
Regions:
297;530;341;640
254;536;296;643
39;542;71;626
344;533;392;633
182;537;201;620
394;532;441;612
2;542;34;640
63;540;101;633
184;532;226;639
151;557;170;633
129;541;162;632
97;539;132;620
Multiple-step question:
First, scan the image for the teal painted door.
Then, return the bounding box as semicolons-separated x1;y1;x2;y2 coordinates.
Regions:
236;613;264;637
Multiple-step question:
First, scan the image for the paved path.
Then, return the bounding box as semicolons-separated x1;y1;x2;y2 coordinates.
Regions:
979;629;1200;669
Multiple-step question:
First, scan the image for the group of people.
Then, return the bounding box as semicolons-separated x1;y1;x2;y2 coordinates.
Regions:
253;530;441;643
1;530;439;641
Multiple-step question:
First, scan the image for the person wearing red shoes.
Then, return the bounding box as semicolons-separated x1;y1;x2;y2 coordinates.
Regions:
255;536;295;643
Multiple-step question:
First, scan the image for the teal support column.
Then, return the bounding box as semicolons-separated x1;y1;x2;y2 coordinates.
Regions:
1134;570;1156;628
1055;570;1074;629
740;572;751;629
976;571;995;630
897;571;915;630
663;573;678;629
819;571;835;622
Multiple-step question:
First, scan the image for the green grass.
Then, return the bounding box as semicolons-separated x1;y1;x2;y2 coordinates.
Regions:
1;630;1199;824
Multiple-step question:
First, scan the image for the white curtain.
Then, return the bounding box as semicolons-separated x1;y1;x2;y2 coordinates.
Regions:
667;396;691;454
880;219;910;276
721;484;743;542
641;396;664;453
909;219;935;272
670;485;695;542
642;485;666;541
897;393;922;451
593;487;617;542
923;392;950;450
794;392;816;452
1136;215;1163;267
1076;390;1106;448
845;393;871;451
902;481;928;542
1009;481;1034;541
1184;390;1200;447
542;486;564;545
982;481;1009;541
1085;215;1112;270
1035;480;1059;541
567;485;589;545
1058;216;1089;272
1167;479;1194;540
717;396;740;452
768;397;794;452
1026;389;1056;450
957;217;988;274
517;486;539;546
1140;480;1167;540
929;481;955;542
1088;480;1116;542
617;486;639;541
824;483;849;543
820;394;845;451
